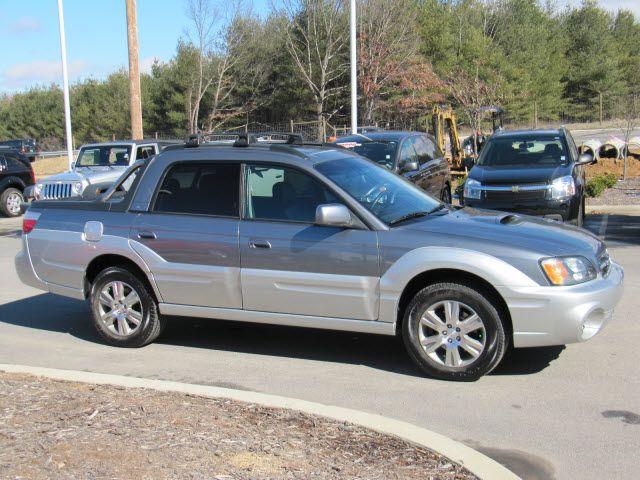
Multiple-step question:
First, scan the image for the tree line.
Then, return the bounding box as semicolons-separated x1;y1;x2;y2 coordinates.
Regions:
1;0;639;147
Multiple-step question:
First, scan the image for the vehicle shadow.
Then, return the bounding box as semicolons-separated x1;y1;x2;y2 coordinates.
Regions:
584;214;640;247
0;293;565;379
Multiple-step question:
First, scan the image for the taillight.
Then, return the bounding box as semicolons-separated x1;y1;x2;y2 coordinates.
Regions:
22;211;40;234
30;166;35;184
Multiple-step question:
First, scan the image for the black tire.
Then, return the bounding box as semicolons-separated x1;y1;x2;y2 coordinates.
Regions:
575;198;584;227
402;281;507;381
0;187;23;217
440;185;452;204
89;267;164;347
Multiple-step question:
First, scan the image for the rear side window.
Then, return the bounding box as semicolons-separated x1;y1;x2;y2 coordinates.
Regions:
136;145;155;160
154;163;240;217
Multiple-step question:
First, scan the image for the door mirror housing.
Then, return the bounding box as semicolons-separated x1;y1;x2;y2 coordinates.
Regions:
577;153;596;165
400;160;419;173
315;204;352;227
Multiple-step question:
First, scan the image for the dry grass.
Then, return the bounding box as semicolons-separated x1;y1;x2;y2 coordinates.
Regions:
32;156;68;178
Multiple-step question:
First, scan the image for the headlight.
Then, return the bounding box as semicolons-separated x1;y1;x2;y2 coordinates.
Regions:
463;178;482;199
540;256;596;286
72;181;83;194
550;175;575;199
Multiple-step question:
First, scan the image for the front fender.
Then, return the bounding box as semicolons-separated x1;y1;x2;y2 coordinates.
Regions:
378;247;538;323
0;176;26;191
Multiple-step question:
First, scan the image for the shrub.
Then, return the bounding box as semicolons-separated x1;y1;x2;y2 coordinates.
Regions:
586;173;617;198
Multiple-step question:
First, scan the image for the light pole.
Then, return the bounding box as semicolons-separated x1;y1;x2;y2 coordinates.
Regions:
349;0;357;134
56;0;74;171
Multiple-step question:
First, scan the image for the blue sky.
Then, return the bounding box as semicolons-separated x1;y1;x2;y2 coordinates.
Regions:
0;0;270;92
0;0;637;93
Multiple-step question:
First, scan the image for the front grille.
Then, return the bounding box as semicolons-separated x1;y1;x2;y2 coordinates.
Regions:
598;250;611;277
484;189;547;203
41;182;74;199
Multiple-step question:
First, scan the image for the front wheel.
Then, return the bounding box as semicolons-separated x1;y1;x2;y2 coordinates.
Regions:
440;185;452;204
89;267;164;347
402;282;507;381
1;188;23;217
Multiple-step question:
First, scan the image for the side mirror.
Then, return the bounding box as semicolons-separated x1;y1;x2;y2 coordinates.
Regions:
400;160;419;173
577;153;596;165
315;204;352;227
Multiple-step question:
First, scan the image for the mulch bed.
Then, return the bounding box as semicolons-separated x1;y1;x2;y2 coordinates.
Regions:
0;372;477;480
587;177;640;205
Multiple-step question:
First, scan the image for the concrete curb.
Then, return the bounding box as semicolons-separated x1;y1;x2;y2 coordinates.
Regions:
0;363;518;480
586;205;640;215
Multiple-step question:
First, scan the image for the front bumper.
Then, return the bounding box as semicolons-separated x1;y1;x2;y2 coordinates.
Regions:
464;198;577;221
498;262;624;348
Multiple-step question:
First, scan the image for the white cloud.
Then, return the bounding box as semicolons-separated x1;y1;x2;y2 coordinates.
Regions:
0;60;90;91
9;17;42;34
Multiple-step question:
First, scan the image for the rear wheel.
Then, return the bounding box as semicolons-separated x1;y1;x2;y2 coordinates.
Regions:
402;281;507;381
1;188;23;217
89;267;164;347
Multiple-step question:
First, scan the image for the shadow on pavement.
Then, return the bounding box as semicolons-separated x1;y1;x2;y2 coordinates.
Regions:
584;214;640;247
1;293;565;379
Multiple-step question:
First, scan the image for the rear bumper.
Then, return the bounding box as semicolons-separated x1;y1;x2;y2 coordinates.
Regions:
15;236;85;300
498;262;624;347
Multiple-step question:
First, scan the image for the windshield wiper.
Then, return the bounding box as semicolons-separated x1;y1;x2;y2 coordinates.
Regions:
388;204;447;226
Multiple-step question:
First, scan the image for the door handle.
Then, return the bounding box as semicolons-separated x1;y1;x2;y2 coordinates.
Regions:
137;230;156;240
249;239;271;249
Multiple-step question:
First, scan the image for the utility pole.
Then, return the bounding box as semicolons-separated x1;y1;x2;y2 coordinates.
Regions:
125;0;143;140
349;0;357;134
56;0;74;171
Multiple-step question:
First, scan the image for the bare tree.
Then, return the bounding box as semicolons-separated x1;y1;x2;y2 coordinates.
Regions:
281;0;348;140
447;63;503;154
185;0;220;134
613;94;640;180
357;0;420;123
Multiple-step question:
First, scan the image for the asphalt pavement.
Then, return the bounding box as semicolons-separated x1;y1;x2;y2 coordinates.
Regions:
0;214;638;480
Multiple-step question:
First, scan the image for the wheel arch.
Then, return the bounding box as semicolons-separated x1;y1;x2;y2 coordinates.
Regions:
0;176;27;192
84;253;159;302
394;268;513;344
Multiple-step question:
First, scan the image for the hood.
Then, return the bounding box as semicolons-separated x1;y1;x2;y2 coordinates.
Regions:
469;164;571;184
394;207;602;259
40;167;124;185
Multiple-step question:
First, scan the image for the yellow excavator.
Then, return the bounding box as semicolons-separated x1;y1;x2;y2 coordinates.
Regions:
431;105;464;171
431;105;504;172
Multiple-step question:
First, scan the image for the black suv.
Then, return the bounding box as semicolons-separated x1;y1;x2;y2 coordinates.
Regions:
0;139;37;162
0;147;35;217
334;131;452;202
462;128;595;226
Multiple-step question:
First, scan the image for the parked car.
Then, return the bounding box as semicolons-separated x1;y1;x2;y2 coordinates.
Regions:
462;128;595;226
0;139;37;162
33;140;177;201
0;146;35;217
334;131;452;202
16;135;623;381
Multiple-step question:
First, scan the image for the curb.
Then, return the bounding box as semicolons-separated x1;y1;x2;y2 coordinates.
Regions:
586;205;640;215
0;363;519;480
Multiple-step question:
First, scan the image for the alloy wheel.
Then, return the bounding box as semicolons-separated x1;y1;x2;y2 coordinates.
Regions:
418;300;486;368
6;192;22;216
98;281;143;337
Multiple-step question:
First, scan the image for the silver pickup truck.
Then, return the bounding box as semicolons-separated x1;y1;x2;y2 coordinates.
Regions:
15;136;624;381
33;140;176;200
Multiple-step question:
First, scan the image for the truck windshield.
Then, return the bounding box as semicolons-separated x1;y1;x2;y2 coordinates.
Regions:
335;140;397;169
478;136;569;167
315;156;441;225
76;145;132;167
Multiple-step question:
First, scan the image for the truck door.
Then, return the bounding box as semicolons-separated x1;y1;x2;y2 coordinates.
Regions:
129;161;242;309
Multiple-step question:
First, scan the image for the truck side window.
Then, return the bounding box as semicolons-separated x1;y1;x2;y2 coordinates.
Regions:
136;146;155;160
245;164;338;223
154;163;240;217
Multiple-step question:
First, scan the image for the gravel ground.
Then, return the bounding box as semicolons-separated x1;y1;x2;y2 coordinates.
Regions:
0;372;476;480
587;178;640;205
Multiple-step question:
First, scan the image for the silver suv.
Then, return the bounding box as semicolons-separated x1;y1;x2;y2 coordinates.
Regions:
15;135;624;380
34;140;176;200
